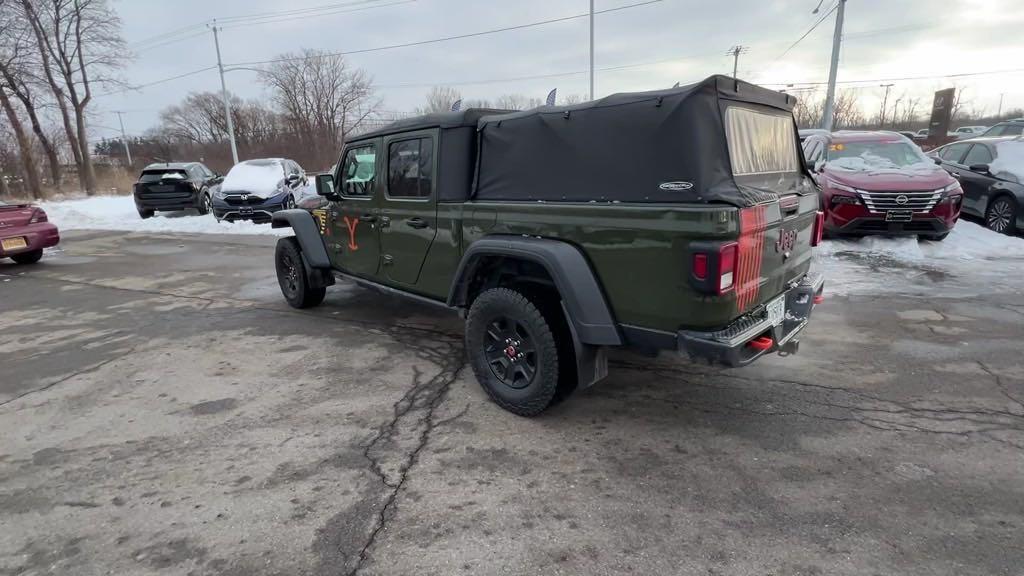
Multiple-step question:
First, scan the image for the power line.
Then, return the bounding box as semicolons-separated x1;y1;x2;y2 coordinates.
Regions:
219;0;415;30
216;0;397;24
228;0;665;67
762;67;1024;88
770;1;838;64
95;66;219;97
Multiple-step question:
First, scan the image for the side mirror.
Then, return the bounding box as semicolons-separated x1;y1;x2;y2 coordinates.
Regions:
316;173;340;201
286;173;301;185
814;159;826;173
933;156;943;165
968;163;990;173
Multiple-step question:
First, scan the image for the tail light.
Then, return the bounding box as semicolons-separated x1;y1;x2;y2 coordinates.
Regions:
689;241;738;295
811;210;824;247
29;208;48;224
718;242;737;294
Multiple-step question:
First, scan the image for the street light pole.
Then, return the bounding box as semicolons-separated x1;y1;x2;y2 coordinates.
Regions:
210;21;239;165
114;110;132;167
589;0;594;100
820;0;846;130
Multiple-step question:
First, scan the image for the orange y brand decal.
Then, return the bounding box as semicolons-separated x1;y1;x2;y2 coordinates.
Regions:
343;216;359;250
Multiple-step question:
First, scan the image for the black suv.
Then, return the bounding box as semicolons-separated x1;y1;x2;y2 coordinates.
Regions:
133;162;222;219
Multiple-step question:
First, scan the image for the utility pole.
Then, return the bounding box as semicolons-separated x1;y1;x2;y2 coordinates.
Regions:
997;93;1004;118
210;21;239;165
589;0;594;100
114;111;132;168
892;98;902;128
820;0;846;130
878;83;894;126
727;45;749;79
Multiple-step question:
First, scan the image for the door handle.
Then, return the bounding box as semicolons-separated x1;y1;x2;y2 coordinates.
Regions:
406;217;429;229
379;216;391;228
361;213;377;223
950;172;960;178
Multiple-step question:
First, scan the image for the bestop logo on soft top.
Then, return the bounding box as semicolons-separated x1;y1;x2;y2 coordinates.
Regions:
659;181;694;191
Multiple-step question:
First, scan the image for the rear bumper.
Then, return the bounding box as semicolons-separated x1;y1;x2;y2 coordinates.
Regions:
676;272;825;367
134;191;200;211
0;222;60;257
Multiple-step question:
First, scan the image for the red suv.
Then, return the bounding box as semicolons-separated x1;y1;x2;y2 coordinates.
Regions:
802;131;962;240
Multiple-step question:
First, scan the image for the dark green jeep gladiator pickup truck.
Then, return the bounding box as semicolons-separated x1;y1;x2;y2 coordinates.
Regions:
272;75;825;416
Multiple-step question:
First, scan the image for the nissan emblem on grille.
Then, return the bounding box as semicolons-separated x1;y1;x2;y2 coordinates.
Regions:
895;195;909;205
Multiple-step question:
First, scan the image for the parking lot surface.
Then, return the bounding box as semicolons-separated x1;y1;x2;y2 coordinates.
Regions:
2;230;1023;575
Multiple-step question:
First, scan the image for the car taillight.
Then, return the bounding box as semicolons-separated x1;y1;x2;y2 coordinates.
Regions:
692;253;708;280
718;242;737;294
689;242;737;295
811;210;824;247
29;208;47;224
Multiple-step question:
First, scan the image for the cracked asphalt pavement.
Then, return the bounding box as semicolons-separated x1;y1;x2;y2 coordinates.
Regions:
1;230;1023;575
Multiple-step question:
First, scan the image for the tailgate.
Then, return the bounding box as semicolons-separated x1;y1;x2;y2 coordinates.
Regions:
734;194;819;314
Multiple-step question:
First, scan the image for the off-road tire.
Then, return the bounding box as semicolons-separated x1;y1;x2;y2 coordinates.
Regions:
275;237;326;309
919;232;949;241
197;190;211;215
11;249;43;265
466;287;561;416
138;208;154;219
986;196;1017;235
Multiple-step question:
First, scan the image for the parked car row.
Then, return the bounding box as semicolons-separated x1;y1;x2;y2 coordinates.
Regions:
132;157;310;224
801;128;1023;239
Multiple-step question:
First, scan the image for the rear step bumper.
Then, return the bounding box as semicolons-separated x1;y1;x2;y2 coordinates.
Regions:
677;272;825;367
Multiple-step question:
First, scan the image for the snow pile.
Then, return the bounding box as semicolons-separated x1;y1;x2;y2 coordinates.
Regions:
221;160;284;196
38;195;291;236
816;221;1024;296
990;141;1024;183
830;155;936;175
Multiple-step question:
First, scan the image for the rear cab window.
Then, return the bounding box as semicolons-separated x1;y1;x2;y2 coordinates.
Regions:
387;137;434;199
723;106;802;194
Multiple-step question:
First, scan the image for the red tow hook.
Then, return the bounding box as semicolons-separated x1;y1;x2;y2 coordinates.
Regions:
813;294;825;304
748;336;774;351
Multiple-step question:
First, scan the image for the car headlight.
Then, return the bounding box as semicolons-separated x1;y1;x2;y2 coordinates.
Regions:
826;178;859;194
214;188;227;199
937;182;961;194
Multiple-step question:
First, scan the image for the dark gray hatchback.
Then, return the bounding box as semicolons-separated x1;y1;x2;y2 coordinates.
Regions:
133;162;222;219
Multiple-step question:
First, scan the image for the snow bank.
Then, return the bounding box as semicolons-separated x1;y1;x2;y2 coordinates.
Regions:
221;160;284;196
830;155;936;175
990;141;1024;183
39;195;290;236
816;221;1024;296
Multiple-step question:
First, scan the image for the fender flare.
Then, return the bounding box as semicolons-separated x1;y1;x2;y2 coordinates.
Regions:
448;236;622;346
271;209;332;269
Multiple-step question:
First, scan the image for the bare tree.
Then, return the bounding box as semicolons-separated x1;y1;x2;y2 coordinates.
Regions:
418;86;462;114
19;0;125;194
494;93;543;110
0;86;41;197
0;3;62;188
259;49;377;167
559;93;586;105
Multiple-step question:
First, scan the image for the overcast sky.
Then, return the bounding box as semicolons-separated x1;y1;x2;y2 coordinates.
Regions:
92;0;1024;141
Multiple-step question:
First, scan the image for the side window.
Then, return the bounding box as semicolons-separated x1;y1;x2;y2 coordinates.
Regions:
939;143;969;163
201;164;214;177
962;144;993;166
187;166;203;180
1003;125;1023;136
387;137;434;199
340;145;377;198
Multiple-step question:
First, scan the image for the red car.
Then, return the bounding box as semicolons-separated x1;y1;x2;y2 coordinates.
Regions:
0;200;60;264
801;131;962;240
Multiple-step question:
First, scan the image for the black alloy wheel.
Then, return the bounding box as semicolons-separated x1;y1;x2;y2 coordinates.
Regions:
275;238;326;309
483;316;538;389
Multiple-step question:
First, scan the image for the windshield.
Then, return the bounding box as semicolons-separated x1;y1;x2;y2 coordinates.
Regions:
826;140;932;171
139;169;187;183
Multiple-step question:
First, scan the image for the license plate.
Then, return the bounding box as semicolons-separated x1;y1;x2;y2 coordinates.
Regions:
239;207;254;215
1;237;27;251
885;210;913;222
766;296;785;326
149;185;174;192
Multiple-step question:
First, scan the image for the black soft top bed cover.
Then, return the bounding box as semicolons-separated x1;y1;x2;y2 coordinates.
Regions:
474;74;808;207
